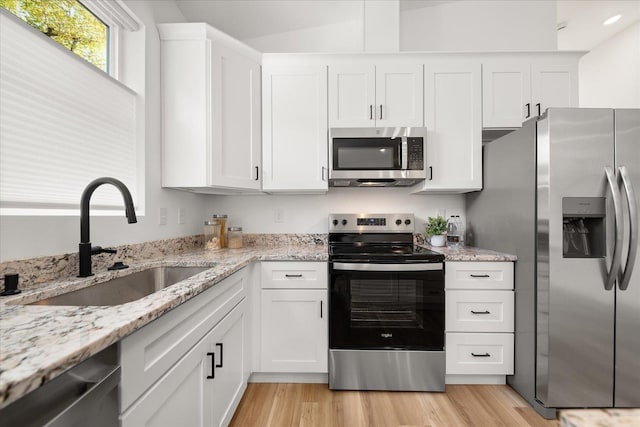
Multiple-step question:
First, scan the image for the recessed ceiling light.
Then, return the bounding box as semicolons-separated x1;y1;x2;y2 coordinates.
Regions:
603;14;622;26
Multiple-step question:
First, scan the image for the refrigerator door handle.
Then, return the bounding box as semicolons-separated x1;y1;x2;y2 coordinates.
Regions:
618;166;638;291
605;167;624;291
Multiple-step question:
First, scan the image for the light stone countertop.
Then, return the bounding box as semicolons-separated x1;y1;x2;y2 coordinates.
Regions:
561;409;640;427
422;244;517;261
0;242;515;409
0;244;326;409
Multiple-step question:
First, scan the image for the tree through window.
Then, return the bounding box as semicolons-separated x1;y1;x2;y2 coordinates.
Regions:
0;0;108;71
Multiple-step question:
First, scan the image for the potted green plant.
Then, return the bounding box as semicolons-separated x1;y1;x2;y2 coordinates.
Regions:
425;215;447;247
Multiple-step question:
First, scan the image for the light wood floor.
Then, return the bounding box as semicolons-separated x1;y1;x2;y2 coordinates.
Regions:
229;383;559;427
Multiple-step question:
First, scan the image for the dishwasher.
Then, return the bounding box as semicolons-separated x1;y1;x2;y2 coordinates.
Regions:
0;344;120;427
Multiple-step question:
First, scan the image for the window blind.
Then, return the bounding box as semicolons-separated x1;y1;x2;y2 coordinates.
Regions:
0;10;138;213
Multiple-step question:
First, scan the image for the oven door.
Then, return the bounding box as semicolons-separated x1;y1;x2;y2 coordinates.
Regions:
329;261;444;351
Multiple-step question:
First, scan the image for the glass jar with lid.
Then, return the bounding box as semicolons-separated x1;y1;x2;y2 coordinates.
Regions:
212;214;228;247
204;220;221;251
228;227;243;249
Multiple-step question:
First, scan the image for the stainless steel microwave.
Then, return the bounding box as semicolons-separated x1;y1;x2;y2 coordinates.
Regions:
329;127;427;187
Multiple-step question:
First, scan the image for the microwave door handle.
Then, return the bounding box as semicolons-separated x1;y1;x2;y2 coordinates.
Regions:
401;137;408;170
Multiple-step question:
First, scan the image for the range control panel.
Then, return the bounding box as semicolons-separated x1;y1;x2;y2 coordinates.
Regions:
329;213;415;233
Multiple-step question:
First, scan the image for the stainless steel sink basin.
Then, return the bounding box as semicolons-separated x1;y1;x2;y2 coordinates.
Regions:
29;266;210;306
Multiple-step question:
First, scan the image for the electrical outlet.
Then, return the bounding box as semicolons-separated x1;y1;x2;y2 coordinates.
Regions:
158;207;167;225
275;209;284;223
178;208;186;224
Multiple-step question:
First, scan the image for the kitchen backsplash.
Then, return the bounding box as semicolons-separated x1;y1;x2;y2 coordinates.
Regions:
0;233;434;291
0;233;327;291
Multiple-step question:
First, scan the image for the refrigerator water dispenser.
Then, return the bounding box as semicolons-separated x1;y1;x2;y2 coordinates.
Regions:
562;197;606;258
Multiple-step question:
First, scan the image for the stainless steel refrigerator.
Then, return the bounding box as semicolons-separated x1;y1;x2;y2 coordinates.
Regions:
466;108;639;418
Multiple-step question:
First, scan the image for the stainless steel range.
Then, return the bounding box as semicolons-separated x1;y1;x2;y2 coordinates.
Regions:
328;213;445;391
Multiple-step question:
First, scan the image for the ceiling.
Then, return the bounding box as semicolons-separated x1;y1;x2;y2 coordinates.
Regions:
557;0;640;50
174;0;640;50
173;0;363;40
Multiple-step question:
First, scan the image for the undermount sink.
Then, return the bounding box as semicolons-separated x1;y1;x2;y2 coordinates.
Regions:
28;266;211;306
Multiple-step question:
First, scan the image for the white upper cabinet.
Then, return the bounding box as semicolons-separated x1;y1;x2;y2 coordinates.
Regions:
262;61;328;193
412;61;482;193
329;63;423;128
159;23;262;193
329;64;376;127
483;58;578;128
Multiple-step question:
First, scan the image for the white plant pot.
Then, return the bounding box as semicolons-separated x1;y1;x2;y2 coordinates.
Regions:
430;234;446;247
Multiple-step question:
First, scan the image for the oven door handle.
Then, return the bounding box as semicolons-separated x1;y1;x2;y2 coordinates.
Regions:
332;262;443;271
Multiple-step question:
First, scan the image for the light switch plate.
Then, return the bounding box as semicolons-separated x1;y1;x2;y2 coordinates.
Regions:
178;208;186;224
275;209;284;223
158;207;167;225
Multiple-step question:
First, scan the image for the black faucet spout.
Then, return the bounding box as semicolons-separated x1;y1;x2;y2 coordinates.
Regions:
79;177;137;277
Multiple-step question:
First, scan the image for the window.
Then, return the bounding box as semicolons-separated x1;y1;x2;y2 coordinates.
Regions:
0;1;143;215
0;0;109;72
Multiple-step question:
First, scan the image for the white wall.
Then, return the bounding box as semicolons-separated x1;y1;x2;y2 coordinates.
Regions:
243;0;557;53
205;189;465;234
243;20;363;53
400;0;557;52
579;22;640;108
0;1;207;262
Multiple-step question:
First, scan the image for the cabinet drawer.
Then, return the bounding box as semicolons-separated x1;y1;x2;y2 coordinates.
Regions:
446;333;514;375
120;268;247;411
446;290;514;332
445;262;513;290
261;261;328;289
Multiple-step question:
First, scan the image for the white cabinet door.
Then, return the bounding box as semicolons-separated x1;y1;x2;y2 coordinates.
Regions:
482;61;531;128
260;289;327;373
121;325;216;427
262;63;328;192
211;300;248;427
376;64;423;127
159;23;262;192
328;64;376;127
531;61;578;116
413;62;481;193
211;43;261;189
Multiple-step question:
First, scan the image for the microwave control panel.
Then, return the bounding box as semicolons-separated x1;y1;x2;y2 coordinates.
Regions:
407;138;424;170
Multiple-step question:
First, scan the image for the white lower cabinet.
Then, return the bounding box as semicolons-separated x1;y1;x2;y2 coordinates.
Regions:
260;289;327;372
120;268;250;427
446;332;514;375
445;261;515;380
258;262;328;373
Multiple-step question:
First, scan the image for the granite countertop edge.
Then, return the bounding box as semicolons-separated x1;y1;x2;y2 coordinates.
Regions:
0;243;514;409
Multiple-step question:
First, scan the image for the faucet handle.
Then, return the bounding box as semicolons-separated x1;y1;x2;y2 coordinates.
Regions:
91;246;117;255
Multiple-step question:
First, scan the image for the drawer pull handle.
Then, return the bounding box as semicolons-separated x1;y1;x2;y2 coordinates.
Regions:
215;343;223;368
471;352;491;357
285;274;303;278
206;352;215;379
471;310;491;314
470;274;490;278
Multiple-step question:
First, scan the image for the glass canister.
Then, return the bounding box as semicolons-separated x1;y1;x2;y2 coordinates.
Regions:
204;220;222;250
212;214;228;247
227;227;243;249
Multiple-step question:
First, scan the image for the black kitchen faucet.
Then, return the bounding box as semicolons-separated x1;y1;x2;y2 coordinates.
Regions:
78;177;137;277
